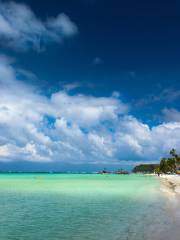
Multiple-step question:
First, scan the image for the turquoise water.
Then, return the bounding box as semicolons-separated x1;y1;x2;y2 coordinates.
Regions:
0;174;174;240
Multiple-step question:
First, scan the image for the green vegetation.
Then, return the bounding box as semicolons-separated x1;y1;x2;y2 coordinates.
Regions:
132;164;159;173
155;149;180;174
132;149;180;174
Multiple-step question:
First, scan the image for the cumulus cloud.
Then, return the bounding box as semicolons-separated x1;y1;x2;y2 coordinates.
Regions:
51;91;128;127
0;1;78;51
0;56;180;164
0;55;128;163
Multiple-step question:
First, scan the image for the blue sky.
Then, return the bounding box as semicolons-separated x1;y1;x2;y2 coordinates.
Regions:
0;0;180;171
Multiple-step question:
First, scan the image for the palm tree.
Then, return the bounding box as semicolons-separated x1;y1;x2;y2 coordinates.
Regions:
167;158;176;173
159;158;168;173
170;149;178;159
170;149;180;169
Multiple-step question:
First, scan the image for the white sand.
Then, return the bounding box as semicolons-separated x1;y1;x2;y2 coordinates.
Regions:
159;174;180;194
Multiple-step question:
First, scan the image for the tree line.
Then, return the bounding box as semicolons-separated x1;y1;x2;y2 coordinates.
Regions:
132;149;180;174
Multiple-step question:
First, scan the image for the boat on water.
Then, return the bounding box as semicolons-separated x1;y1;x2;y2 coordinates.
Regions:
97;169;129;175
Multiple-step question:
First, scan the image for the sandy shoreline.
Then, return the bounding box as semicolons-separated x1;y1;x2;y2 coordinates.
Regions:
159;174;180;195
155;175;180;240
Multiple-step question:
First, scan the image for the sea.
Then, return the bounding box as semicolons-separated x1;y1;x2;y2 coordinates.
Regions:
0;174;178;240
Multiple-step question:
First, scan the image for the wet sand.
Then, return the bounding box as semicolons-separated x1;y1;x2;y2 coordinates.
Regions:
158;175;180;240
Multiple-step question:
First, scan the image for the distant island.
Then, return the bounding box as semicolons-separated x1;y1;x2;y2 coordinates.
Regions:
132;164;159;174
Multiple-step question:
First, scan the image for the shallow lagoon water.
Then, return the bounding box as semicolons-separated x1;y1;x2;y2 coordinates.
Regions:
0;174;176;240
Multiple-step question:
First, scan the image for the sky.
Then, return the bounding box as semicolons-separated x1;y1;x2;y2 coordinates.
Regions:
0;0;180;172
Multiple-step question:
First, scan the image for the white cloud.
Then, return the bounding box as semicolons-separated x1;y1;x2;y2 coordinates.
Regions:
51;91;128;127
0;2;78;51
63;82;82;91
0;56;180;164
162;108;180;122
113;117;180;160
0;144;11;157
47;13;78;37
135;88;180;108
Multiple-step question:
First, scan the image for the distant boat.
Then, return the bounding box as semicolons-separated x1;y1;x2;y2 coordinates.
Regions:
97;170;112;174
97;168;129;174
114;171;129;175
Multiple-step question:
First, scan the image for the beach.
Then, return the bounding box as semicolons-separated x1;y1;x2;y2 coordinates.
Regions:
160;174;180;194
154;174;180;240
